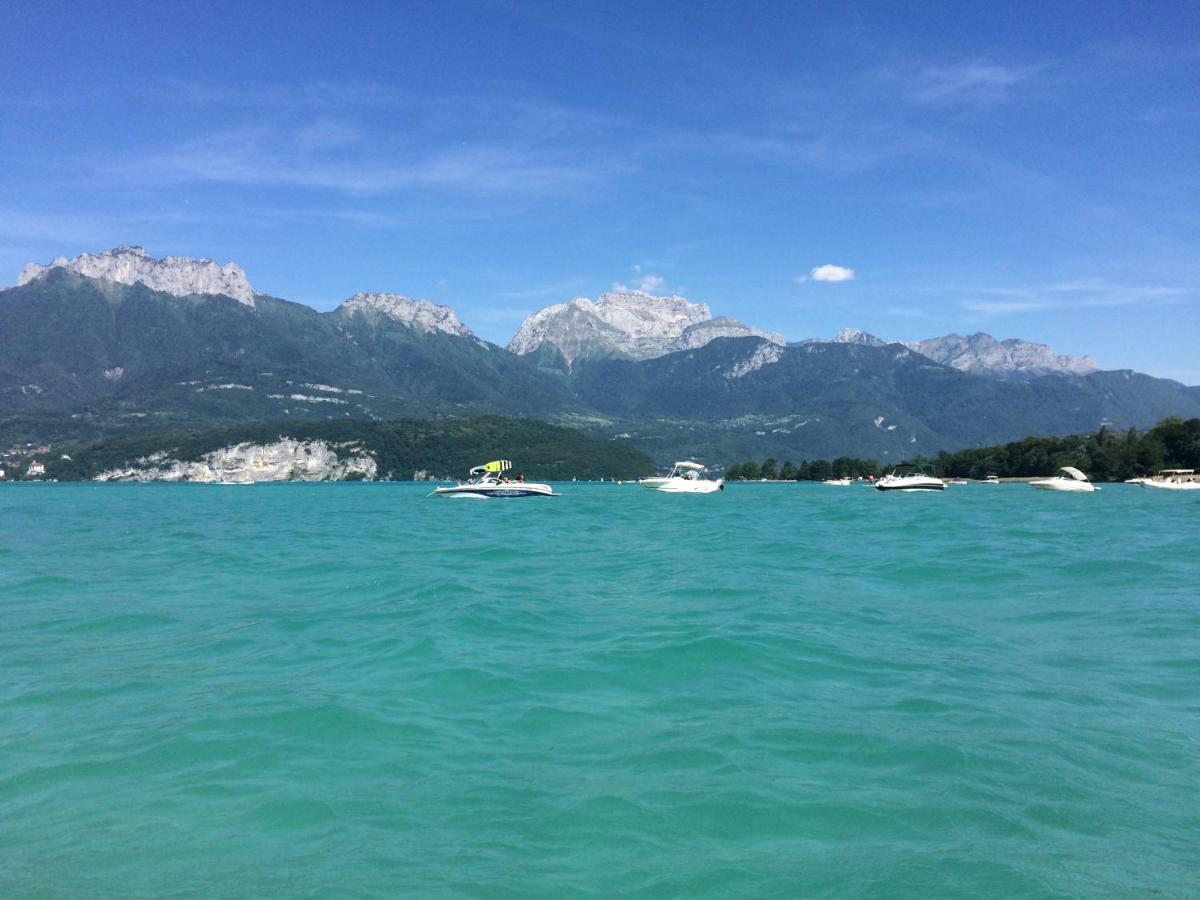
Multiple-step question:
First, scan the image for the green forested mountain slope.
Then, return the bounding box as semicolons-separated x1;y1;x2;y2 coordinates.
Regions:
0;270;574;443
4;272;1199;463
569;338;1200;461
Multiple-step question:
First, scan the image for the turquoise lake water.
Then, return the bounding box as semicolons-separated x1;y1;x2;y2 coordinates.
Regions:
1;482;1197;897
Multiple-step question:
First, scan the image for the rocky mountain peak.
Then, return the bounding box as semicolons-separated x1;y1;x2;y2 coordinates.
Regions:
832;327;886;347
905;332;1099;379
337;292;476;338
508;289;782;367
17;245;255;306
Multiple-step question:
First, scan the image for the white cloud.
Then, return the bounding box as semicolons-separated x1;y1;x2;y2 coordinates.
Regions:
962;280;1191;316
613;270;666;293
914;62;1040;105
810;264;855;282
961;299;1046;315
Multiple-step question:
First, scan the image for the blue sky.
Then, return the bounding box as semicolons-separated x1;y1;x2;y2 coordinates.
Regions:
2;1;1198;381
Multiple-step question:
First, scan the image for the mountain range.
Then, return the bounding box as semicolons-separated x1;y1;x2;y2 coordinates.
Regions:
825;327;1099;380
3;246;1197;465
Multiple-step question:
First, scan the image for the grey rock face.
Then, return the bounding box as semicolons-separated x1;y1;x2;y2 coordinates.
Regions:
93;439;377;482
832;327;887;347
337;292;476;338
508;290;784;366
18;245;255;306
722;340;785;379
905;332;1099;379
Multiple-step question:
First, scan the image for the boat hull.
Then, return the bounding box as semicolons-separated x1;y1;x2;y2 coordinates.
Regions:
652;478;724;493
875;478;944;492
1141;479;1200;491
1030;479;1095;492
433;483;555;498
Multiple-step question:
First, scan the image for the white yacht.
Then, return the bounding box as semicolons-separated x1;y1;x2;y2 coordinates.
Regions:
647;461;724;493
1030;466;1096;492
983;474;1001;485
1141;469;1200;491
822;477;853;486
875;464;945;492
432;460;556;498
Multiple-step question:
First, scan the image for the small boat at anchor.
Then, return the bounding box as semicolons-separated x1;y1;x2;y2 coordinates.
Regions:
1030;466;1096;492
875;464;945;492
1140;469;1200;491
646;461;724;493
432;460;556;498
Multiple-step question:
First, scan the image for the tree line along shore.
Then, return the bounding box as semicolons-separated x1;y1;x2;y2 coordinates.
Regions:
5;416;1198;484
724;417;1200;482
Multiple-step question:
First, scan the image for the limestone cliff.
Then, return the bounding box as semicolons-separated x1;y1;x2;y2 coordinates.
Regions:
507;290;783;367
336;292;477;338
93;439;376;482
19;245;255;306
905;332;1099;379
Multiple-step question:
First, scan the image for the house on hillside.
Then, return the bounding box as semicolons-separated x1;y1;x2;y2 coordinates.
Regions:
27;460;45;477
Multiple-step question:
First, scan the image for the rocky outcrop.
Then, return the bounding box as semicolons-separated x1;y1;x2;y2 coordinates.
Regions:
508;290;783;367
336;292;476;338
677;317;785;352
93;439;377;482
722;340;785;379
832;327;886;347
18;245;255;306
905;332;1099;379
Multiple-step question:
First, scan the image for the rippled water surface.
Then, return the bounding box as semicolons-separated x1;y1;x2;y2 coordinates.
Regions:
2;482;1197;896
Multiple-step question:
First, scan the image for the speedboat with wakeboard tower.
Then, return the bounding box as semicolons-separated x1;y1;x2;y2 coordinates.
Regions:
875;464;945;492
432;460;556;498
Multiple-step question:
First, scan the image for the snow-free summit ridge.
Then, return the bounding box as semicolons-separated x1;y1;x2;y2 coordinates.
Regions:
19;245;256;306
507;289;785;367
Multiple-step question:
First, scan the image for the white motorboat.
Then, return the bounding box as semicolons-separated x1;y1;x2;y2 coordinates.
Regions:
432;460;556;498
1030;466;1096;492
639;475;670;489
648;461;724;493
983;475;1001;485
1141;469;1200;491
875;464;945;492
823;477;853;486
